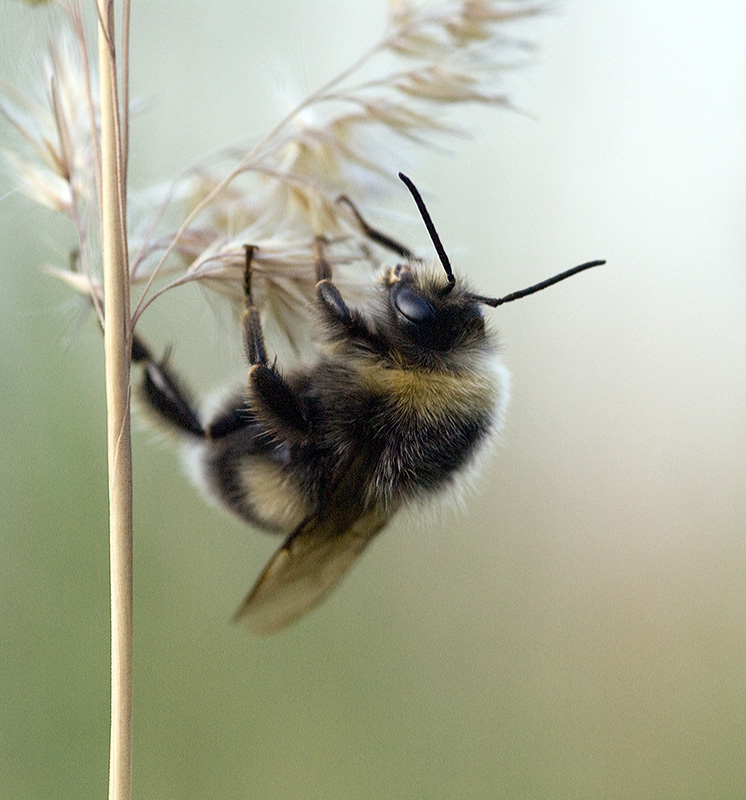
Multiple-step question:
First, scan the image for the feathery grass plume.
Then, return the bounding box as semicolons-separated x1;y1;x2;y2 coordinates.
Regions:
1;1;104;318
3;0;543;348
2;4;543;795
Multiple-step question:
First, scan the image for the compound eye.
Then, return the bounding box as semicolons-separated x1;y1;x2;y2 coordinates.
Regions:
394;286;435;324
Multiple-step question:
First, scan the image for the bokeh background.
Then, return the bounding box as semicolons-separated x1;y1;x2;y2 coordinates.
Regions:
2;1;745;798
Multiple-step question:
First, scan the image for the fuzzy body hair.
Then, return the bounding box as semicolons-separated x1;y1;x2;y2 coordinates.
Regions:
189;262;508;531
133;256;511;633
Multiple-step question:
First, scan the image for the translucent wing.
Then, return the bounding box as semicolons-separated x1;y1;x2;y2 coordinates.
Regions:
234;505;390;635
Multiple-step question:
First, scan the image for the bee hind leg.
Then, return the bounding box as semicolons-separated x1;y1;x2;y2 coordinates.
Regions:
131;334;205;437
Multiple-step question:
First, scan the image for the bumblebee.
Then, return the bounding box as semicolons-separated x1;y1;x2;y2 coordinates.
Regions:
132;173;603;634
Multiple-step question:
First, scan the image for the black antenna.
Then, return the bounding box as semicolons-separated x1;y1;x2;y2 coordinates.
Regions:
398;172;456;294
473;260;606;307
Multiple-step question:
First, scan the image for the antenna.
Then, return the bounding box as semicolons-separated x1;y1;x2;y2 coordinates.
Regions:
398;172;456;294
474;260;606;307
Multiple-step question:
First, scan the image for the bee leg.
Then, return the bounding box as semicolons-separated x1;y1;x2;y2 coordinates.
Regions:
336;194;413;259
131;334;205;437
242;245;309;437
313;237;385;350
242;245;269;367
249;365;309;436
312;235;355;322
313;236;333;282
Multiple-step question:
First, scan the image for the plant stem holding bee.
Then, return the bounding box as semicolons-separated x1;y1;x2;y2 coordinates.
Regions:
95;2;134;799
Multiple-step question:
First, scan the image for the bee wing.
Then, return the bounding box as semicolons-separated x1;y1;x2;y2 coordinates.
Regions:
234;505;390;635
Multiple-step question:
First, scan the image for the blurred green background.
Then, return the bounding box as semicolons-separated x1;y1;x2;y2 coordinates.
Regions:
2;1;746;798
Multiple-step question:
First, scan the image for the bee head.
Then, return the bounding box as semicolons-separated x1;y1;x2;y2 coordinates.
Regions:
375;173;492;368
379;261;488;369
389;172;605;366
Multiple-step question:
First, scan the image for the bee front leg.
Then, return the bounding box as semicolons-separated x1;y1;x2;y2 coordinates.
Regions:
313;236;351;322
336;194;413;259
312;238;383;352
242;245;309;438
313;236;333;283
